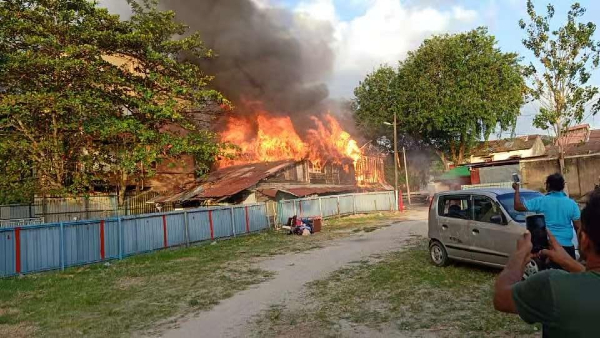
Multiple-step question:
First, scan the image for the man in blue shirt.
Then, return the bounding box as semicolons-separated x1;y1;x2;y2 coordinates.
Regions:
513;173;581;265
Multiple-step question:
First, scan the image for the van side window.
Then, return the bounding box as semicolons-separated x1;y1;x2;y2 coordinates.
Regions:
473;195;504;224
438;195;471;220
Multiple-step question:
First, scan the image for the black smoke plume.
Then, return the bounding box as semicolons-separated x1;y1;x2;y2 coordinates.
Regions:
159;0;335;117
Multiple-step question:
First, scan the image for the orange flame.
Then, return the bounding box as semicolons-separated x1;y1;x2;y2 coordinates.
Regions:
219;105;362;168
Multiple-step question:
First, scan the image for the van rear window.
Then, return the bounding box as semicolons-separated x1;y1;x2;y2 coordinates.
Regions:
497;192;543;222
438;195;471;220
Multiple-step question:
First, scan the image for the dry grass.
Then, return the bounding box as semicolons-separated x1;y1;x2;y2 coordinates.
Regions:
253;240;541;338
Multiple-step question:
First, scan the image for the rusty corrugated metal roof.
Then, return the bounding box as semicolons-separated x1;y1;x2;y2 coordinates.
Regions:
471;137;540;157
152;160;298;203
546;140;600;157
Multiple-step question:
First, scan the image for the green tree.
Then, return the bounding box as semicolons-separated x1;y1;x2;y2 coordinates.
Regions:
354;28;526;166
0;0;226;204
519;0;600;176
353;65;398;137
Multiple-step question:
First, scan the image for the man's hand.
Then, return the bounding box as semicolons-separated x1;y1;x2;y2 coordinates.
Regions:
513;183;528;212
540;230;585;273
494;231;533;313
516;231;533;269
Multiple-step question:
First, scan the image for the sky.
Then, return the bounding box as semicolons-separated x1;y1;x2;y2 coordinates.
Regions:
100;0;600;137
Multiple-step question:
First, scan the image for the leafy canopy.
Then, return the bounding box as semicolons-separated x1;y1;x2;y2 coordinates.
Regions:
0;0;226;200
354;27;526;165
519;0;600;146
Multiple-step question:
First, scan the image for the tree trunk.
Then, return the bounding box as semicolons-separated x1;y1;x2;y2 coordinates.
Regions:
458;137;466;165
117;171;128;207
449;141;458;165
436;151;449;170
556;123;569;196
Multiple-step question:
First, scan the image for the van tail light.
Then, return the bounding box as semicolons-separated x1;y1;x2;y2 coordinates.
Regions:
429;196;434;211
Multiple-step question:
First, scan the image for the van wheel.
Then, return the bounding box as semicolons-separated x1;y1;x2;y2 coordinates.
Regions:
429;241;449;267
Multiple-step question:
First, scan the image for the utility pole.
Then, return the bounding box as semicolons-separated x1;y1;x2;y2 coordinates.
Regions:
393;112;399;211
403;146;411;205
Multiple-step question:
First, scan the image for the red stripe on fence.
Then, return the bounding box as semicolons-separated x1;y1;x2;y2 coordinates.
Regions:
209;210;214;240
100;220;106;260
245;206;250;233
162;215;168;248
15;227;21;274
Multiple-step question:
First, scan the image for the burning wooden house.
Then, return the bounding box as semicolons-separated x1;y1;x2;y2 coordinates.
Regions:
151;102;390;205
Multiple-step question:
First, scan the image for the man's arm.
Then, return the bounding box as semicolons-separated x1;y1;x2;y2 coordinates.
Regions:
573;220;581;233
512;183;528;212
494;232;532;313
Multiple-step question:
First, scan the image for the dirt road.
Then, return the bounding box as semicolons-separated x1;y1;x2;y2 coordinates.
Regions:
156;211;428;338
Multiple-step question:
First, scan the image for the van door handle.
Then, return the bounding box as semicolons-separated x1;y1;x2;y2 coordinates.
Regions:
442;224;448;230
472;228;480;235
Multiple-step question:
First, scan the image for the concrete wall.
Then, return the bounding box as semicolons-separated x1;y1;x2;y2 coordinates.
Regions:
521;154;600;197
479;164;520;184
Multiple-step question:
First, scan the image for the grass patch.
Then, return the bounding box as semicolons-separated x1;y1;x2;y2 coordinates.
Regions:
255;240;540;337
325;212;399;228
0;213;403;337
323;212;409;234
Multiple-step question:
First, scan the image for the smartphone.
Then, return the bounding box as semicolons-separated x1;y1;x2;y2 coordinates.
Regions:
512;173;520;184
526;214;549;253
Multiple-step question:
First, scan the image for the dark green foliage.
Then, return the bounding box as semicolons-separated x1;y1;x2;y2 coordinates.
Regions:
354;28;525;165
0;0;226;201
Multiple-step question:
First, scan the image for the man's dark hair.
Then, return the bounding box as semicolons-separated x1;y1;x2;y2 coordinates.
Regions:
546;173;565;192
581;188;600;254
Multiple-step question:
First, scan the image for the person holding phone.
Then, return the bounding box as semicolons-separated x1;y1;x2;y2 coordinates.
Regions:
494;189;600;337
513;173;581;267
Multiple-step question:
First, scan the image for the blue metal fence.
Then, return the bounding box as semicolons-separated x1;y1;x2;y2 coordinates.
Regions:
278;191;395;225
0;203;269;278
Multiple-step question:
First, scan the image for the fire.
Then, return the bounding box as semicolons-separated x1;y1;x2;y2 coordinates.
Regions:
306;115;361;167
219;104;362;168
220;113;306;165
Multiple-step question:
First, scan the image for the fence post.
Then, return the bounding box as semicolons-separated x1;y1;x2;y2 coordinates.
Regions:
14;227;21;274
60;222;65;271
353;195;356;214
319;198;323;217
208;210;214;240
230;207;236;237
100;220;106;260
245;206;250;233
162;215;168;248
184;211;190;247
264;204;270;230
293;201;297;217
118;217;123;260
336;196;341;217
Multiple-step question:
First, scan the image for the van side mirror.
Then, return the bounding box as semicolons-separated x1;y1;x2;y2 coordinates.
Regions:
490;215;503;224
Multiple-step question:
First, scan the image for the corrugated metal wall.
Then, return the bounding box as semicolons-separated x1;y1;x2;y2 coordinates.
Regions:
0;203;269;278
278;191;395;224
1;192;394;278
